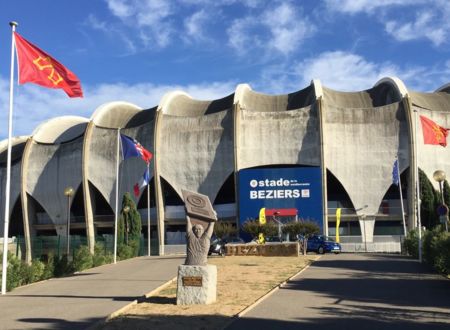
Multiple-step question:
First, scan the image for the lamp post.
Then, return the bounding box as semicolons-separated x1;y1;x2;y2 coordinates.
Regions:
63;186;74;257
123;205;130;245
433;170;448;231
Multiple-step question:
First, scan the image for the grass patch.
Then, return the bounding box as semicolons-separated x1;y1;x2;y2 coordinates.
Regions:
96;255;317;330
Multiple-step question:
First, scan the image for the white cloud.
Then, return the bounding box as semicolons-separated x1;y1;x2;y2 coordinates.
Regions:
184;10;209;42
104;0;174;48
326;0;450;47
324;0;426;14
227;2;315;57
105;0;135;18
385;10;448;46
0;77;236;140
256;51;447;93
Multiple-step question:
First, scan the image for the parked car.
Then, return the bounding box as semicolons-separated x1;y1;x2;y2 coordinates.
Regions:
209;237;226;256
208;236;245;256
306;235;341;254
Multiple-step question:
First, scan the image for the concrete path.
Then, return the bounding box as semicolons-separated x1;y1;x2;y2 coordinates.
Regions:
0;255;183;330
227;253;450;330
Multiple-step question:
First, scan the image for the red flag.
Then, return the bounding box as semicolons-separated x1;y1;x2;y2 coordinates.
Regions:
14;32;83;98
420;115;448;147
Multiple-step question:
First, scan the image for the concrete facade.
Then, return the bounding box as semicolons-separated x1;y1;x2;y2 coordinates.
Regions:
1;77;450;259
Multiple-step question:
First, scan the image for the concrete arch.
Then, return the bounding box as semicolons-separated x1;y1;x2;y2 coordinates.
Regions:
154;90;235;254
234;83;320;170
321;82;410;243
408;91;450;195
21;116;88;261
0;136;29;240
83;101;145;252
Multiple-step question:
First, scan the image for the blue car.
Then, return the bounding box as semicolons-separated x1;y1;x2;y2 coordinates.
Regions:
307;235;341;254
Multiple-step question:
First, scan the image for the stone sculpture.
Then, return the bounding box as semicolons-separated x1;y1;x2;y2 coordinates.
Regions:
177;189;218;305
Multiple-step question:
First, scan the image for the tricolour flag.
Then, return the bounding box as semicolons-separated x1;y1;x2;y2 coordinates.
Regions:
392;159;400;186
134;168;150;197
120;134;153;163
14;32;83;98
420;115;448;147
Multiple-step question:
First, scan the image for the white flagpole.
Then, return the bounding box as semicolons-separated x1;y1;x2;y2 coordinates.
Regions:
396;156;407;236
414;109;423;262
147;162;151;257
2;21;18;295
114;128;120;264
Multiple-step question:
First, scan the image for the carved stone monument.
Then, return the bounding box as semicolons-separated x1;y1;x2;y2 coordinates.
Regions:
176;189;218;305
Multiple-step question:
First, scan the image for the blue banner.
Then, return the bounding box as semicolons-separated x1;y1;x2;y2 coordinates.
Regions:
238;167;323;238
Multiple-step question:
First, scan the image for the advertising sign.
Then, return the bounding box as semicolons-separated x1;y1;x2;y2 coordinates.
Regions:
238;167;323;238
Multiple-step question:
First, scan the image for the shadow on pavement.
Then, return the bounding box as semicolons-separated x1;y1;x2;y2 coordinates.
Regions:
226;315;450;330
17;316;103;330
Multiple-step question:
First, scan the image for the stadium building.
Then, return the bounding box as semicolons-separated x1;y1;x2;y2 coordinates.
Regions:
1;77;450;260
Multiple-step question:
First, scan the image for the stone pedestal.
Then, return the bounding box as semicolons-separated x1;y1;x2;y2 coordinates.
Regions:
176;264;217;305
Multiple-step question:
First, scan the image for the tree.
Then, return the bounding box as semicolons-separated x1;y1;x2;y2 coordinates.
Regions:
213;222;237;239
118;193;142;258
419;169;439;229
241;219;277;241
283;220;320;254
442;179;450;208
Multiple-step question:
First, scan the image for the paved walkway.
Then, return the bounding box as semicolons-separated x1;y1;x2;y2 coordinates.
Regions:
227;253;450;330
0;255;183;330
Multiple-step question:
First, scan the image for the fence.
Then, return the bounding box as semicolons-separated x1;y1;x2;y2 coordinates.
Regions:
14;235;159;260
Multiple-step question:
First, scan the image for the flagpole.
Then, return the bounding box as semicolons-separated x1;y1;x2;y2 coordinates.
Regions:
2;21;18;295
114;128;120;264
147;162;151;257
396;156;407;236
414;109;423;262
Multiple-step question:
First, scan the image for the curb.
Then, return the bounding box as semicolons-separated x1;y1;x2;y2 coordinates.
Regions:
106;276;178;321
220;255;321;330
87;276;178;329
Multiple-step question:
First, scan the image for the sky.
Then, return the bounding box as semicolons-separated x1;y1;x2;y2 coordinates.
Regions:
1;0;450;139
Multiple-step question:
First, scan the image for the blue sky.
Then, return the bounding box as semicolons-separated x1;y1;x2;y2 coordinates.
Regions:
1;0;450;138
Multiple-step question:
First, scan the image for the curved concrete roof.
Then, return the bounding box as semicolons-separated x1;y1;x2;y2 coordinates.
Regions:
0;136;29;165
435;82;450;94
374;77;408;99
236;83;316;111
409;91;450;111
158;91;234;116
32;116;89;144
322;80;403;108
90;101;142;128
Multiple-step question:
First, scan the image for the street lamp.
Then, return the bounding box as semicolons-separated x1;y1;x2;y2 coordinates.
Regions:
123;205;130;245
433;170;448;231
63;186;74;257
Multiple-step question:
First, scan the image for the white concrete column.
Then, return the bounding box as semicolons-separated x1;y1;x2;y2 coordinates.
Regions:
359;215;375;243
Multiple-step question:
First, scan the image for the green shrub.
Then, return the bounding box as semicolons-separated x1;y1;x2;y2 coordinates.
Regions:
406;226;450;276
241;219;278;240
118;244;134;260
422;226;450;275
93;242;113;267
214;222;237;239
404;229;419;258
42;253;55;280
72;245;93;272
30;260;45;282
54;255;73;277
1;252;23;291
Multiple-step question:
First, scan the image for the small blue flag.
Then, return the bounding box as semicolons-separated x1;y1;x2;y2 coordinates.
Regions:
392;159;399;186
120;134;152;163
